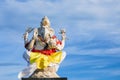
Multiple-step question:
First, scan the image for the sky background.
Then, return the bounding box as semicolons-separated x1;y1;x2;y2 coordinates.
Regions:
0;0;120;80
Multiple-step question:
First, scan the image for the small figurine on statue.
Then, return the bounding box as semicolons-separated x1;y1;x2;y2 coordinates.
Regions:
18;16;66;79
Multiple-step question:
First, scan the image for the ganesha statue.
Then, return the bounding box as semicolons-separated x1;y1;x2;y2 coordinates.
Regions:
18;16;66;79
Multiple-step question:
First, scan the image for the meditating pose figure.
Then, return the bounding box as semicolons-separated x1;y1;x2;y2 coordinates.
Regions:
18;16;66;79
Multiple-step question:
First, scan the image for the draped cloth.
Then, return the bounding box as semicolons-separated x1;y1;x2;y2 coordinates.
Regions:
18;50;65;80
30;51;63;69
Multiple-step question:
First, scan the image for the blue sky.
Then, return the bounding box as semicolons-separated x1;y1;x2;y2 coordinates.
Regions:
0;0;120;80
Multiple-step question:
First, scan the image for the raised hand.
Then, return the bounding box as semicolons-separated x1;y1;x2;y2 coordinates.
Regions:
60;29;66;40
23;32;28;41
33;28;38;40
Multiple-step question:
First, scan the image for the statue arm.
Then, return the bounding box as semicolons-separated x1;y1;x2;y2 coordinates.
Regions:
25;28;38;50
23;32;28;44
55;41;64;51
55;32;66;51
25;38;35;50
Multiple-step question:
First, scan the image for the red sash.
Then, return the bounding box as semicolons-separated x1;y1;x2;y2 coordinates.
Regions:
31;48;56;55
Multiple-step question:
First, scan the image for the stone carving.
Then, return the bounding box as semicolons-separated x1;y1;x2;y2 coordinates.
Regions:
18;16;66;79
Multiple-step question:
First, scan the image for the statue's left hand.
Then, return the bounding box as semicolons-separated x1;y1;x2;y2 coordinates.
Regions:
60;29;66;40
62;33;66;40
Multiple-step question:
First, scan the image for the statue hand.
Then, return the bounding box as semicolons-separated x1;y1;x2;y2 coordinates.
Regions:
62;33;66;40
60;29;66;40
24;32;28;41
33;28;38;40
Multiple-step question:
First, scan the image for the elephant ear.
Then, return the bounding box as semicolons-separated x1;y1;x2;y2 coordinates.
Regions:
49;28;55;37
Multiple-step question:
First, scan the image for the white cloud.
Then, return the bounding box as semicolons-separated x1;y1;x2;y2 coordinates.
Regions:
4;0;60;15
65;46;120;56
0;29;23;44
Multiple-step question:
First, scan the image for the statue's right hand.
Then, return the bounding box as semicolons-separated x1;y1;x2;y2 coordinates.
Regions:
33;28;38;40
23;32;28;40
